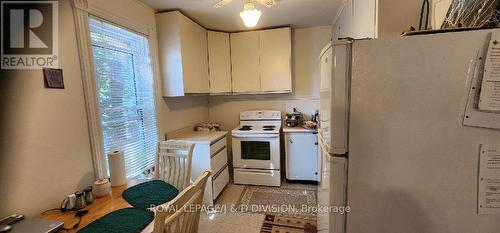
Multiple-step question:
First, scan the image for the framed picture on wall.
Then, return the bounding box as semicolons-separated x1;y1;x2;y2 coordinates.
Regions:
43;68;64;89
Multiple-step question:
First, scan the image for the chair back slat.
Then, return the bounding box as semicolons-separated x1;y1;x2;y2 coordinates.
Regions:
157;140;194;191
153;171;211;233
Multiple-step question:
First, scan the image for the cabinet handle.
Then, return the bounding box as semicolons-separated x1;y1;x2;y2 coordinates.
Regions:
315;142;318;145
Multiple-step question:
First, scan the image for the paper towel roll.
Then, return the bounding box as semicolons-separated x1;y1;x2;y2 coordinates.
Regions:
108;150;127;187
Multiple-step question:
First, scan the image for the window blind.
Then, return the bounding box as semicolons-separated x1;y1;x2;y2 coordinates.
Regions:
89;17;158;178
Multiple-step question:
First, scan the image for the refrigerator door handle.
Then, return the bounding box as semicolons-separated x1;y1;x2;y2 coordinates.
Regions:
319;132;348;158
333;152;349;159
318;133;331;153
318;135;326;152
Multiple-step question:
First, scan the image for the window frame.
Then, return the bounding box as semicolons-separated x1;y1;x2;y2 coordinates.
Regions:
72;0;162;179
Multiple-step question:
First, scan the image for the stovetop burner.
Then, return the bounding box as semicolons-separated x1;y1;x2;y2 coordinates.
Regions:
263;125;276;129
239;125;252;131
263;128;275;131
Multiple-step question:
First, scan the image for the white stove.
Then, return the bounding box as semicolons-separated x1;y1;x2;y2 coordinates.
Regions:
232;111;282;186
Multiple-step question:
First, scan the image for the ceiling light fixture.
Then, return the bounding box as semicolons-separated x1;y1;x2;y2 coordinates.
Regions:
240;2;261;28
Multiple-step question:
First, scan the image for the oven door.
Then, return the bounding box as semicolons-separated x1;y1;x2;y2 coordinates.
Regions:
232;134;280;170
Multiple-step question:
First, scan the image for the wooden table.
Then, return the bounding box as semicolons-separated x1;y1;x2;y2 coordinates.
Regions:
40;179;154;233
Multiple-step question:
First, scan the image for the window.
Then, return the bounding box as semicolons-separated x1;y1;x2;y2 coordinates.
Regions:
89;17;158;178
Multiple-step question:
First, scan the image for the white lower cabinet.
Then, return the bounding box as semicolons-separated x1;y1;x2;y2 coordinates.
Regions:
285;131;319;181
189;135;229;204
212;166;229;199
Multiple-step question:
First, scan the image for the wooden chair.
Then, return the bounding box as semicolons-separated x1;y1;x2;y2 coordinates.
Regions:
153;171;211;233
122;140;195;209
156;140;195;191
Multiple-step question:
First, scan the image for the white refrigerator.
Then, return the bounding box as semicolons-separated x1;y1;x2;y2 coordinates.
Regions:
318;39;351;233
319;30;500;233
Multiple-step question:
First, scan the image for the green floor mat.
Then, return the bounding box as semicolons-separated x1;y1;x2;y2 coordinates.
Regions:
122;180;179;209
77;208;154;233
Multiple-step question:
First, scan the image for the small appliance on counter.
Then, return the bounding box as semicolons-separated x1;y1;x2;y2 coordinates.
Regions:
93;179;111;197
285;108;304;127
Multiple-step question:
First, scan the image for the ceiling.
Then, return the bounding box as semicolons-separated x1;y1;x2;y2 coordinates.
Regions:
142;0;341;32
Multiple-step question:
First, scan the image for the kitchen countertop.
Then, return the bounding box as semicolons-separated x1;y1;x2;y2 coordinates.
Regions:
40;179;153;233
169;130;227;144
283;126;317;133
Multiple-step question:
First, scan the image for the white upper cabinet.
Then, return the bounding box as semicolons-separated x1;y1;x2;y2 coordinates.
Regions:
230;31;261;93
207;31;232;94
352;0;376;38
156;11;209;96
259;28;292;92
333;0;353;40
332;0;377;40
230;27;292;94
156;12;292;95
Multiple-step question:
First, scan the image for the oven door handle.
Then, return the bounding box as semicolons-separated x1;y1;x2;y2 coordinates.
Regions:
232;134;280;138
237;169;275;175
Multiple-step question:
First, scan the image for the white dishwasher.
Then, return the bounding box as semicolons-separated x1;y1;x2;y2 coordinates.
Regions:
284;127;318;181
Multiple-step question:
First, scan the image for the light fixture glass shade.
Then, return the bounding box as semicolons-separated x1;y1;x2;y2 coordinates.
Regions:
240;3;261;27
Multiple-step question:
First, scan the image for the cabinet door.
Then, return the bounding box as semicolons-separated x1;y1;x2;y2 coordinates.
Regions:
180;16;209;94
259;28;292;92
333;0;352;40
286;133;318;181
156;12;184;97
230;31;260;93
208;31;232;94
352;0;376;39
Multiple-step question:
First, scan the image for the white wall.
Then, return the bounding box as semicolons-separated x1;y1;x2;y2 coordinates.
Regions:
0;0;94;217
0;0;208;217
160;96;208;134
377;0;422;37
